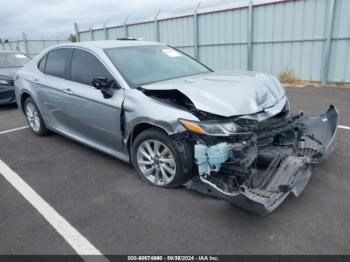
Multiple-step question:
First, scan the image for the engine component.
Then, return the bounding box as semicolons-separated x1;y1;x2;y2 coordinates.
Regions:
187;105;338;215
194;143;230;175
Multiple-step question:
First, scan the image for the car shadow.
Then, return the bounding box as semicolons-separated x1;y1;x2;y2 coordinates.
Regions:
0;103;18;111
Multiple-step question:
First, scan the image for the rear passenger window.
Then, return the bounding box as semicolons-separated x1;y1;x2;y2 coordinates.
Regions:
38;55;47;72
71;49;113;86
45;48;71;79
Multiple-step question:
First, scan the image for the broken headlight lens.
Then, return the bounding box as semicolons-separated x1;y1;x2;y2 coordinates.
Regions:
179;119;242;136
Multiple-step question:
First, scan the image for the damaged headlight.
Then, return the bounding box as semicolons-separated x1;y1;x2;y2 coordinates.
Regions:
179;119;242;136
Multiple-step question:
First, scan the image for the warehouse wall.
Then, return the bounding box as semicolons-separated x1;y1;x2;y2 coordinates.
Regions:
77;0;350;83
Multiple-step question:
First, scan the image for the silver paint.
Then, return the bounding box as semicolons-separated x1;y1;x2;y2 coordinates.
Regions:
141;71;285;117
15;40;290;163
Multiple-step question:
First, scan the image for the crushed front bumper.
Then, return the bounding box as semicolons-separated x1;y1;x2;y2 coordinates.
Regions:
186;105;338;215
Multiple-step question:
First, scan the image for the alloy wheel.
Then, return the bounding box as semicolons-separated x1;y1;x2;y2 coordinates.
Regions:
26;103;41;132
136;139;176;186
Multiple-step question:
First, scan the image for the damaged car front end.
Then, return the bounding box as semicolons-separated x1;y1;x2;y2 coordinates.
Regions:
133;66;338;215
179;105;338;215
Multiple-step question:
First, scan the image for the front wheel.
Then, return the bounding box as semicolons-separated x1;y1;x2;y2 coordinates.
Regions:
131;128;189;188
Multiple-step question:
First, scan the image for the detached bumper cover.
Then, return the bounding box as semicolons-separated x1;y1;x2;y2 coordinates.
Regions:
0;85;16;105
187;105;338;215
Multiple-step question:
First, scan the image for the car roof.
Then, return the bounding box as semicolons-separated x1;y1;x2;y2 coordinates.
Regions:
56;40;163;50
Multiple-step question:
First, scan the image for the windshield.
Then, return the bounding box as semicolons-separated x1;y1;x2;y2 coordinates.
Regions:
0;52;30;68
105;45;211;87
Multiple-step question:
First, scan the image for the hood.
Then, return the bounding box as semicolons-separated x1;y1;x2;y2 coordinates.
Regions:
0;67;21;79
141;71;285;117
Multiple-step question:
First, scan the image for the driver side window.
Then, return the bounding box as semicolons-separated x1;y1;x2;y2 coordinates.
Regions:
70;49;113;86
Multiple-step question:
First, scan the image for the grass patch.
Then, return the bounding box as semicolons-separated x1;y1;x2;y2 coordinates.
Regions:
335;81;349;88
278;69;299;85
277;69;348;88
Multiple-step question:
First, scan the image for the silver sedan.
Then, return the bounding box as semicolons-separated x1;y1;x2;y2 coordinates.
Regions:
15;40;338;214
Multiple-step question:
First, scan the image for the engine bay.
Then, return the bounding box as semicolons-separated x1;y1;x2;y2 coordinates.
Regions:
183;106;338;215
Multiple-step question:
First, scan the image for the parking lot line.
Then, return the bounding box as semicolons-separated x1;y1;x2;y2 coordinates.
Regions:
0;159;107;260
0;126;29;135
339;125;350;130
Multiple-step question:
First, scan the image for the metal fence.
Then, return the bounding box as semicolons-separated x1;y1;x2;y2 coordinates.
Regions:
75;0;350;84
1;34;67;58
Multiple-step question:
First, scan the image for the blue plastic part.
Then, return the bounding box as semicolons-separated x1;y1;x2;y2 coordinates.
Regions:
194;143;230;175
194;144;210;175
207;143;229;171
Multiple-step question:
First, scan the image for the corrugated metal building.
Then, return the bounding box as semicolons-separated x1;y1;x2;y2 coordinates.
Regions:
74;0;349;83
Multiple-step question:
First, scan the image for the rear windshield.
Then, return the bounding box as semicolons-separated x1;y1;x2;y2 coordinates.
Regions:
0;52;30;68
105;45;211;87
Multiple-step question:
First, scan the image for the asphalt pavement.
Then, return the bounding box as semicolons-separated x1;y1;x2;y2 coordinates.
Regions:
0;86;349;255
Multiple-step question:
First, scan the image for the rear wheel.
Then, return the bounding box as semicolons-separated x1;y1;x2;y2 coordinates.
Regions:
24;97;50;136
131;128;189;188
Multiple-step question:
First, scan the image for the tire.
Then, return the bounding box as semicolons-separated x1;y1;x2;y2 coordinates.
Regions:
131;128;190;188
24;97;50;136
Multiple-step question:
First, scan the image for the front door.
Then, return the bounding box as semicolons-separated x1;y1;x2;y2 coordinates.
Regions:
63;48;125;156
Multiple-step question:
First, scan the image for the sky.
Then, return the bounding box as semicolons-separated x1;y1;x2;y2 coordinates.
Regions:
0;0;250;41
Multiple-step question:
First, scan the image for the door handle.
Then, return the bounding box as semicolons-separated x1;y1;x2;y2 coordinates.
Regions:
62;88;74;95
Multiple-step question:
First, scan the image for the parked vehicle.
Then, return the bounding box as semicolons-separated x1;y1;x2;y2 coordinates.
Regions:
14;41;338;214
0;51;30;105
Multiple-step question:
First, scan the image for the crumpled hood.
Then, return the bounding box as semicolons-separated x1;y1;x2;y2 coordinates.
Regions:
141;71;285;117
0;67;21;79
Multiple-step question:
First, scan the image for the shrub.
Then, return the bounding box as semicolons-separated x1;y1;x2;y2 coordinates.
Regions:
278;69;299;85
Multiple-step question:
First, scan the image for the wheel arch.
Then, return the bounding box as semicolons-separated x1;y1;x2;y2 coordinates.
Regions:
20;92;32;113
127;121;195;179
127;122;170;153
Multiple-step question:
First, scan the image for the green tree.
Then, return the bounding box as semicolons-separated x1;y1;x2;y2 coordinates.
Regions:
69;34;77;42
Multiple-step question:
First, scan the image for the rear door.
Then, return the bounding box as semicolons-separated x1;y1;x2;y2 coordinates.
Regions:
63;48;125;155
35;48;72;132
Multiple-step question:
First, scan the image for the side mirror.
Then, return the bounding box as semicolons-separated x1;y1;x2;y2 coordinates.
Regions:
92;77;108;90
92;77;118;99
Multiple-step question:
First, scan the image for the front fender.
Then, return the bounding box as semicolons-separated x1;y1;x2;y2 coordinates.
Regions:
123;88;198;143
